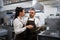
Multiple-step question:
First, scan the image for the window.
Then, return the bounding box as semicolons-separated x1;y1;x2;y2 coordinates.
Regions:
3;0;32;5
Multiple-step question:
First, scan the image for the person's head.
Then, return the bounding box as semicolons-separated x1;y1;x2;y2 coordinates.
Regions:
15;7;25;18
29;8;35;18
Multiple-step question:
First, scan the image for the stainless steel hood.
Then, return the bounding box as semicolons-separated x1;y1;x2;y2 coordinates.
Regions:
32;0;44;12
32;2;44;12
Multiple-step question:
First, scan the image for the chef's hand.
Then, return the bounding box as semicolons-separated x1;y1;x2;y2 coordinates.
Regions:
26;25;33;29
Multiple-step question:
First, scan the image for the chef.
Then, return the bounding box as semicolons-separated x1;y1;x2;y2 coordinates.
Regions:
25;8;41;40
13;7;33;40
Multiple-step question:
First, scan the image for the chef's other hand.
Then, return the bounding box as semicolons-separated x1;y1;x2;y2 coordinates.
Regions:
26;25;33;29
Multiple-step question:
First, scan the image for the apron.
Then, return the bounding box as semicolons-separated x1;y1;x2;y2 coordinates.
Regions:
26;18;37;40
15;21;27;40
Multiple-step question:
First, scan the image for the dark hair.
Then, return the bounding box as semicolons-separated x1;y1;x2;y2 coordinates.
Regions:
30;8;35;11
15;7;24;18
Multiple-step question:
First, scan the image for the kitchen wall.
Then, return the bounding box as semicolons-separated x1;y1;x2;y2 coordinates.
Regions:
0;1;32;12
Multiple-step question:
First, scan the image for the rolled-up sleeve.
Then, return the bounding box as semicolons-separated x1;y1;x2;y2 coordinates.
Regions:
13;19;26;34
36;19;41;27
35;18;45;27
39;18;45;26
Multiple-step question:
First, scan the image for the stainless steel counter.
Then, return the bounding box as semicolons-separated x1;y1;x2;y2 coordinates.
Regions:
0;25;14;40
38;30;60;40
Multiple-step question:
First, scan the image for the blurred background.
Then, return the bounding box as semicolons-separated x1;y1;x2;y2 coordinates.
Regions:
0;0;60;40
